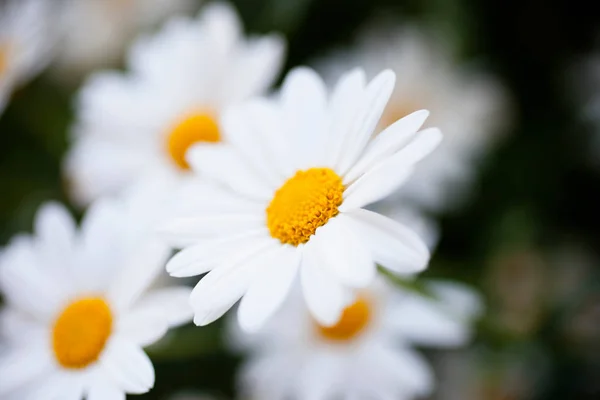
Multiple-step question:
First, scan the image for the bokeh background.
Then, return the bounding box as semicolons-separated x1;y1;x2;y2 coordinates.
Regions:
1;0;600;399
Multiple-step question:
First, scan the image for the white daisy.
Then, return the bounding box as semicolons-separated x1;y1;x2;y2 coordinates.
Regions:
64;2;285;206
230;278;482;400
0;0;53;114
53;0;196;78
162;66;442;332
317;25;509;211
0;200;193;400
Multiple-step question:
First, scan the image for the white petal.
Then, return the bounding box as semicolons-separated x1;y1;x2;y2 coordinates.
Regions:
387;127;443;167
190;241;281;326
0;308;43;344
428;280;483;320
341;128;442;209
326;69;366;169
222;34;285;104
100;338;155;395
298;353;342;400
341;166;414;211
237;246;300;332
161;213;264;241
87;382;125;400
300;242;353;326
166;230;269;277
280;67;328;168
0;341;52;395
123;287;193;336
237;98;296;179
371;344;434;396
116;307;168;348
221;104;284;187
76;199;127;292
344;209;430;274
0;238;64;320
199;2;242;54
144;287;194;327
34;202;76;276
22;370;85;400
311;215;375;287
386;294;472;347
186;144;272;201
173;180;263;216
344;110;429;183
386;281;482;347
336;70;396;175
107;239;171;313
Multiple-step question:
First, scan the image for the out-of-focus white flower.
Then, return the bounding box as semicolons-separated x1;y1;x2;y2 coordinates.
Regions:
0;0;53;114
372;200;440;251
162;67;441;332
230;278;482;400
317;26;509;212
0;200;192;400
53;0;196;78
64;2;285;206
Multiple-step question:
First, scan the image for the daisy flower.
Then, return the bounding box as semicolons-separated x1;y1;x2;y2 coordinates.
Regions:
317;26;509;211
0;200;192;399
163;66;442;331
230;279;482;400
64;2;285;206
53;0;196;78
0;0;53;114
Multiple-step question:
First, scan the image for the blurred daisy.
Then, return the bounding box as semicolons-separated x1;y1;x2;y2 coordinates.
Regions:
231;279;482;400
53;0;196;78
0;200;192;399
163;67;442;331
317;26;508;212
0;0;53;114
65;2;285;206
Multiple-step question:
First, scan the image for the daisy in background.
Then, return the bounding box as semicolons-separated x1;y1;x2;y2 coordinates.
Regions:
53;0;196;79
230;278;482;400
163;66;442;332
0;0;53;114
0;199;193;399
65;1;285;206
317;25;509;212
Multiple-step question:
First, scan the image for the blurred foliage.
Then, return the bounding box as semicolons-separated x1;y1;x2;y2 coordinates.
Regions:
1;0;600;399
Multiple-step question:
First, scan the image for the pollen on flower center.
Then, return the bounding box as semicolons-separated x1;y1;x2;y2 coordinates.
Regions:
52;297;113;369
317;297;371;342
266;167;344;246
166;112;221;170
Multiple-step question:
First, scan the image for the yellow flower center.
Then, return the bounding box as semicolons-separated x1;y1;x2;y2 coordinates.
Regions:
266;168;344;246
317;297;371;341
52;297;113;369
166;112;221;170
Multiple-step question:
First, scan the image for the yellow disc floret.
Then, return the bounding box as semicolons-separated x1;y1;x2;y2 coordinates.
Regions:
266;167;344;246
317;297;371;342
52;297;113;369
166;112;221;170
